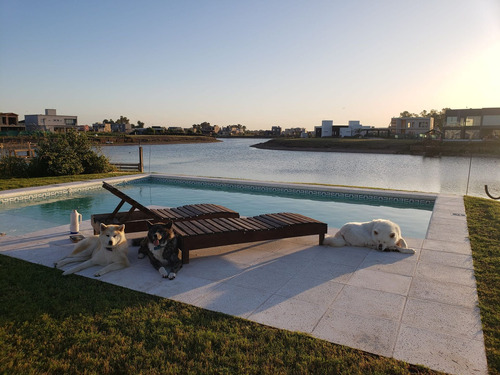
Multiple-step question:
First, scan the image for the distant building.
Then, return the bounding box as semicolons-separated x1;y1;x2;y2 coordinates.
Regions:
340;121;372;137
111;123;132;133
0;112;25;134
443;107;500;140
271;126;282;136
390;117;433;137
283;128;305;137
25;109;78;132
321;120;333;137
92;122;111;132
316;120;372;138
77;125;90;132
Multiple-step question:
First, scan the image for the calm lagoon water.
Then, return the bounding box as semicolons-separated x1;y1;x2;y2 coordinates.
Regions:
102;138;500;198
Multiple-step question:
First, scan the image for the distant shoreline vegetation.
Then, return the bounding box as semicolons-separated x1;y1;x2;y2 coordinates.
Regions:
252;138;500;157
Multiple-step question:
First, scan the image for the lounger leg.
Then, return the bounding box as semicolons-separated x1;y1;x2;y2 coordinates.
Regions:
319;233;325;245
181;247;189;264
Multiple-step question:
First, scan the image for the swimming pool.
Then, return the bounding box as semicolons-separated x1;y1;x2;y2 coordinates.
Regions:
0;176;435;238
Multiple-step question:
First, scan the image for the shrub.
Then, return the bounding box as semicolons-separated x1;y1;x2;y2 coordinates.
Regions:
33;131;114;176
0;156;30;178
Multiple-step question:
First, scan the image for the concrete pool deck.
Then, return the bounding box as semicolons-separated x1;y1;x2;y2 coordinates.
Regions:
0;181;489;374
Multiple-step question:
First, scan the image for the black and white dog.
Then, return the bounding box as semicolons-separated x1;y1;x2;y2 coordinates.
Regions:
137;222;182;279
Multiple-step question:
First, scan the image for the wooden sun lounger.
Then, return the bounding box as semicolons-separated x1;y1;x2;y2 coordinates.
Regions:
91;181;239;233
173;212;328;264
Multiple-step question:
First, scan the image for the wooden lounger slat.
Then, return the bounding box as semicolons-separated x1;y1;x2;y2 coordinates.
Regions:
180;220;211;235
200;218;230;233
283;212;323;224
227;217;260;231
174;221;201;236
254;215;285;228
191;219;222;234
223;218;255;232
266;213;301;225
153;208;178;219
211;218;241;232
242;217;271;230
211;204;236;213
176;212;328;264
180;205;204;217
190;204;213;214
186;219;218;235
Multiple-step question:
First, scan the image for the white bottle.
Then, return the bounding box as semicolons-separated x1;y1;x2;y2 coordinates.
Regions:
70;209;82;234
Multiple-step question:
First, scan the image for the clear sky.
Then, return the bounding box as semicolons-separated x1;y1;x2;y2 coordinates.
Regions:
1;0;499;130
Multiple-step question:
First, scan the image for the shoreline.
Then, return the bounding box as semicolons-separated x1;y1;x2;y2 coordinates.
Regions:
251;139;500;158
251;143;405;154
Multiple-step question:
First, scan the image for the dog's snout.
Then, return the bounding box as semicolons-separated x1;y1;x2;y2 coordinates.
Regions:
378;244;383;251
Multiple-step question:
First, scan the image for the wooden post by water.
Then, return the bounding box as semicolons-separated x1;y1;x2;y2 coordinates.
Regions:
138;146;144;172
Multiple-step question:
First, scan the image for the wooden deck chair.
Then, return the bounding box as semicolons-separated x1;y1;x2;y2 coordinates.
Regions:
91;182;239;233
173;212;328;264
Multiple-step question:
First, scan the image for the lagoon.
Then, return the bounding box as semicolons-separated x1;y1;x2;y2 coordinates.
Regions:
102;138;500;198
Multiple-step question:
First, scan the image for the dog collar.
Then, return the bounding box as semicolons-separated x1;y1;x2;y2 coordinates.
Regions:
153;245;162;251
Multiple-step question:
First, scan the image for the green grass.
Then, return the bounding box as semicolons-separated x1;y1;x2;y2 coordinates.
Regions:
0;172;138;191
464;196;500;374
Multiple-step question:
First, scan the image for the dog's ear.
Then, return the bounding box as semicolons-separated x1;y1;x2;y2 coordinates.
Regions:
165;221;173;229
100;223;107;231
118;224;125;232
146;221;154;229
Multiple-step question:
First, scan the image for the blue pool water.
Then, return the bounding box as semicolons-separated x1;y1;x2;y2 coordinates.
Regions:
0;178;434;238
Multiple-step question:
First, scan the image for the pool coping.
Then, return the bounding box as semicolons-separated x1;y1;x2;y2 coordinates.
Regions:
0;175;489;374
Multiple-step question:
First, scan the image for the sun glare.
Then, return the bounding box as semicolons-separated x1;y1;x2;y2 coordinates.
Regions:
446;42;500;106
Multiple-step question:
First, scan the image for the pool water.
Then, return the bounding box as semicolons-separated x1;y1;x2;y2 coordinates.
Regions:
0;180;433;238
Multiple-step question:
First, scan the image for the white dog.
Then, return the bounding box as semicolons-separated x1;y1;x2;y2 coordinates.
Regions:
324;219;415;254
55;223;130;276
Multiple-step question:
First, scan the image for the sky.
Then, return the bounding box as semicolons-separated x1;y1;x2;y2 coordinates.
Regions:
1;0;499;130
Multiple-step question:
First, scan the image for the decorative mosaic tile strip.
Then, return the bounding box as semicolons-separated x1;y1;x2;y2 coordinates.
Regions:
149;176;435;208
0;184;104;204
0;177;149;205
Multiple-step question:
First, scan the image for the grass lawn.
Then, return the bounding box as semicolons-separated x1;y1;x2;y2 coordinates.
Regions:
0;172;138;191
0;175;498;373
464;196;500;374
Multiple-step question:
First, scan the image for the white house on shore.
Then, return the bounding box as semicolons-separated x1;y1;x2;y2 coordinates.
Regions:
317;120;371;138
25;109;78;133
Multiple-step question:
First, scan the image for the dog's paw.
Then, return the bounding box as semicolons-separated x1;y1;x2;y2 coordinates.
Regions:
159;267;169;278
168;272;176;280
138;252;146;259
398;247;416;254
